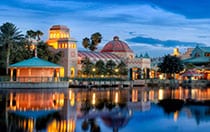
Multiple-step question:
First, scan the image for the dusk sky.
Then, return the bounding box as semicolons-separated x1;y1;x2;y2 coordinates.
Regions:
1;0;210;57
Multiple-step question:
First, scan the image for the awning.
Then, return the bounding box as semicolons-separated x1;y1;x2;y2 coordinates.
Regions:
181;69;203;77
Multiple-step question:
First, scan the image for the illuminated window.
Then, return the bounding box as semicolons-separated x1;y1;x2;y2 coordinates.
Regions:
70;67;75;78
50;34;53;39
205;52;210;57
60;67;64;77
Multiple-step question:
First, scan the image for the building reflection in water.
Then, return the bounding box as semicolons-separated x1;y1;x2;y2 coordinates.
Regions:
127;87;151;112
1;86;210;131
156;87;210;123
5;89;76;132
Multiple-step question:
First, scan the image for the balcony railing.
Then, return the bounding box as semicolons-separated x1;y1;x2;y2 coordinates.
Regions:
0;76;63;82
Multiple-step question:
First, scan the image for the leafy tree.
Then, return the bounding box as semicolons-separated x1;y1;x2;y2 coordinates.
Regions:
0;22;24;75
117;61;128;76
158;54;184;78
10;39;33;64
95;60;106;76
81;57;94;77
25;29;44;57
0;46;6;74
37;42;63;63
82;32;102;51
106;60;116;76
26;30;43;41
9;30;62;65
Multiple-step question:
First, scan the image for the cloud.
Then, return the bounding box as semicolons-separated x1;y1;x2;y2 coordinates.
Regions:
148;0;210;19
1;0;210;57
198;35;210;38
126;36;206;48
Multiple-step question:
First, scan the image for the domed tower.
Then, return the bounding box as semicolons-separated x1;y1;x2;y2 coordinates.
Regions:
101;36;134;60
47;25;78;77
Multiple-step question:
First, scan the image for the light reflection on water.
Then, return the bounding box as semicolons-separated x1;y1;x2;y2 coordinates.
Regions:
0;87;210;132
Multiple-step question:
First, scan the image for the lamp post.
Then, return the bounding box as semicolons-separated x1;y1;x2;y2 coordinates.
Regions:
92;68;96;77
92;68;96;85
115;68;119;85
31;39;38;57
115;68;119;77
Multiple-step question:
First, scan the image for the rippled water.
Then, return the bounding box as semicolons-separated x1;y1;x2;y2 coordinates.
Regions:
1;86;210;132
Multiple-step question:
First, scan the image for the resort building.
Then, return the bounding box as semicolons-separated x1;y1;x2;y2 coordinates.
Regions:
183;45;210;65
180;48;194;60
183;45;210;80
47;25;151;80
9;57;63;82
46;25;78;78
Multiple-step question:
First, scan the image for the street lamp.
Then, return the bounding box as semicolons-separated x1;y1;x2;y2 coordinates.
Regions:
115;68;119;77
92;68;96;85
92;68;96;77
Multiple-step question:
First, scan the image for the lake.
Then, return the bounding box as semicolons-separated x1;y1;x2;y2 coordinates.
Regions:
0;86;210;132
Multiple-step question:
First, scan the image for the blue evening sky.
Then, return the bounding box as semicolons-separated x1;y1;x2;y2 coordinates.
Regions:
1;0;210;57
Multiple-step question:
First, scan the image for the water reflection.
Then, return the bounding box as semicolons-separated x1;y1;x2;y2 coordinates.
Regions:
0;86;210;131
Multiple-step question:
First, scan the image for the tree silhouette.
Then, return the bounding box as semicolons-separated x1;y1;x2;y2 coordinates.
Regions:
82;32;102;51
158;54;184;78
0;22;23;74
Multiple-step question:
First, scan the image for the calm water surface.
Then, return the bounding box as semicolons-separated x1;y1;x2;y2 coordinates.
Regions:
1;86;210;132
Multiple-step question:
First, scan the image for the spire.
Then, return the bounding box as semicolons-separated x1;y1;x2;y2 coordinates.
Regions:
144;52;150;58
139;54;143;58
113;36;119;41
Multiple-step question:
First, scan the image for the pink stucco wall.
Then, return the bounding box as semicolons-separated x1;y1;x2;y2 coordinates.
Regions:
16;68;59;82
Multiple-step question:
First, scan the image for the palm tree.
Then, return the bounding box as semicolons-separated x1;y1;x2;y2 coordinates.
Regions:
26;30;36;40
26;30;43;57
36;30;43;41
82;32;102;51
82;37;90;49
26;30;43;41
90;32;102;51
0;22;23;75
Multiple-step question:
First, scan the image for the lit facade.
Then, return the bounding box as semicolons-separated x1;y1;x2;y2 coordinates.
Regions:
183;45;210;80
9;57;63;82
47;25;151;79
47;25;78;78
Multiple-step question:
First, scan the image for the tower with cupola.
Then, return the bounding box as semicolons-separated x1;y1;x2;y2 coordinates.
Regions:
47;25;78;77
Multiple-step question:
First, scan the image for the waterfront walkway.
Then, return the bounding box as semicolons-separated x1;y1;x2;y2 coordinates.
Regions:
0;77;209;89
